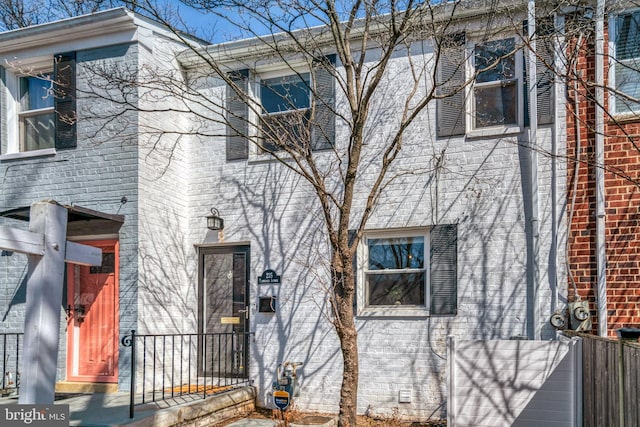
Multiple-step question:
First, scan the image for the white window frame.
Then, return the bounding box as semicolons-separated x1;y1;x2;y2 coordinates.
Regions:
467;36;524;137
357;228;431;317
1;62;57;160
609;10;640;118
248;66;312;158
19;73;55;151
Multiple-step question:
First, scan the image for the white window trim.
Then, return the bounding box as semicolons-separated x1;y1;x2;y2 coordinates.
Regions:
608;11;640;119
247;66;312;160
3;69;19;155
1;65;57;157
0;148;57;162
357;228;431;318
466;37;525;137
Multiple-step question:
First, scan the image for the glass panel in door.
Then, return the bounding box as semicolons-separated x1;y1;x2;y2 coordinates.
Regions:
199;247;249;378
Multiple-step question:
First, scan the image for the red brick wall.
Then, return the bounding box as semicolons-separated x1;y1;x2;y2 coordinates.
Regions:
566;24;640;335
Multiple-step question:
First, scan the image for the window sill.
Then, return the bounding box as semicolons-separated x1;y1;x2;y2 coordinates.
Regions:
609;112;640;125
357;305;430;318
247;146;303;164
0;148;57;162
466;125;523;139
247;152;289;164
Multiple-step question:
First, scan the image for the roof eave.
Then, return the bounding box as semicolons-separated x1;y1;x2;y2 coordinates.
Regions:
178;0;531;69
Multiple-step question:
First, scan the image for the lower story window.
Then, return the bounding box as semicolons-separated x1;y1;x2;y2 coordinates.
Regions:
366;235;426;306
359;225;457;316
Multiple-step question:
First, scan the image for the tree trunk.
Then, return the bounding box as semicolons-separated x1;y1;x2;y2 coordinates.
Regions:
333;251;358;427
336;313;358;427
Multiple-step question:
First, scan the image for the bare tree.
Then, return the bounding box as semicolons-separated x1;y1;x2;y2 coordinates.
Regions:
70;0;540;424
27;0;640;422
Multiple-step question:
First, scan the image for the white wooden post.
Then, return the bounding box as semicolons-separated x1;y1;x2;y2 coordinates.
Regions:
0;200;102;404
447;335;456;427
20;201;69;404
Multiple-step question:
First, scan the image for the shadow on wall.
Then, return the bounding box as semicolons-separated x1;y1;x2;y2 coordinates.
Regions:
223;162;340;410
1;250;28;323
137;208;195;334
451;338;577;427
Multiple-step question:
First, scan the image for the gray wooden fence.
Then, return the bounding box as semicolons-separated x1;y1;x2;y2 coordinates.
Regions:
564;331;640;427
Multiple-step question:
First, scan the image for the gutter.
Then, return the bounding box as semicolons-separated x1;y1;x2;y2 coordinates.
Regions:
177;0;530;69
0;7;197;56
0;8;133;48
526;0;541;340
595;0;607;336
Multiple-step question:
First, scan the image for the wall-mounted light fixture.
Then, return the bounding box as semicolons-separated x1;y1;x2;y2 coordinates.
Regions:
206;208;224;231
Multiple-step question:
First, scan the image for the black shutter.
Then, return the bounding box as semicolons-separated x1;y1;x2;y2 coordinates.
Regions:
536;18;555;125
311;54;336;150
430;224;457;315
436;33;466;137
226;69;249;160
54;52;76;149
524;19;555;126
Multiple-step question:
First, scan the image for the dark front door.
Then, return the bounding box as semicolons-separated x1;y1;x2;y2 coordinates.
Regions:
198;246;249;378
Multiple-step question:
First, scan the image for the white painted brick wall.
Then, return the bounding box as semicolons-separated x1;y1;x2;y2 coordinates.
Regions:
135;35;194;335
183;41;567;421
0;14;568;419
0;41;142;385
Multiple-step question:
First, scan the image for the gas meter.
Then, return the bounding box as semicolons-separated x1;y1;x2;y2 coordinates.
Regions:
272;361;303;411
569;300;591;331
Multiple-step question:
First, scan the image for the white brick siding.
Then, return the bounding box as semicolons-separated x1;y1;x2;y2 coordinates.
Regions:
0;10;567;420
183;44;567;420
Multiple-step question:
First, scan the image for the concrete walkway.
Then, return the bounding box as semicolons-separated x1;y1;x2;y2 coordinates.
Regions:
0;388;335;427
0;392;153;426
0;387;258;427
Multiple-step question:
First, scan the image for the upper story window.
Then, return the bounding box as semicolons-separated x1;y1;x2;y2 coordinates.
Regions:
225;55;336;161
0;52;76;159
357;225;457;317
613;11;640;115
436;30;554;138
473;38;520;129
19;74;55;152
259;73;311;152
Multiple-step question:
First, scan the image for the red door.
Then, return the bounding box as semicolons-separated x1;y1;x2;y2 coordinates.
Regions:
66;240;119;383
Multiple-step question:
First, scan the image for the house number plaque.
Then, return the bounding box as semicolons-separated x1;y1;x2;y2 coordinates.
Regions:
258;269;281;284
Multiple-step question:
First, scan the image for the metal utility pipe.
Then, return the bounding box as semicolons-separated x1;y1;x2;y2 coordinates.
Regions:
550;14;564;315
526;0;541;340
595;0;606;337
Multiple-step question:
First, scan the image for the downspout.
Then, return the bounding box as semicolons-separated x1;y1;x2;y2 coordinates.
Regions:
550;14;563;316
526;0;541;340
595;0;606;336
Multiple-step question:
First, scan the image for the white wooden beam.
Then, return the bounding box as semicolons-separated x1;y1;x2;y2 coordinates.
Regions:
20;201;67;404
65;241;102;266
0;226;44;255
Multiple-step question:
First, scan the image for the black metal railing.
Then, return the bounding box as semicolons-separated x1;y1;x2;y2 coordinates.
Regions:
121;331;251;418
1;333;23;395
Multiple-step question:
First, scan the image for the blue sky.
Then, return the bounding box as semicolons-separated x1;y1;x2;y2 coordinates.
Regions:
166;1;326;44
169;2;266;44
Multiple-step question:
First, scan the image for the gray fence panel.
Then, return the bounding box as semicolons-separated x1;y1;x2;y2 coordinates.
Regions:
448;337;580;427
